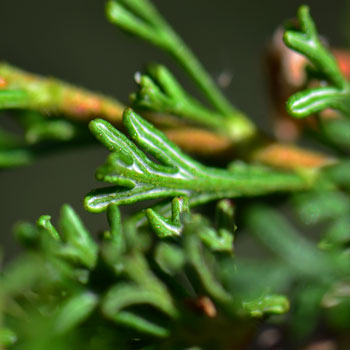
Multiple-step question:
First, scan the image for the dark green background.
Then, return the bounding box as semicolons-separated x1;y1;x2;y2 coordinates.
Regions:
0;0;348;258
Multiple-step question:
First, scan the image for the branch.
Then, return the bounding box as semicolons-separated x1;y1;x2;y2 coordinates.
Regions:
106;0;256;141
284;6;350;118
131;64;224;130
84;109;315;213
0;63;124;123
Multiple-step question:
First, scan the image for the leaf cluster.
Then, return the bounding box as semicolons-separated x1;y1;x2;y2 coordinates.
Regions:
0;1;349;349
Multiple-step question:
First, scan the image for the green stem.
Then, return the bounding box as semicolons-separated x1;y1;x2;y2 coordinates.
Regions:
162;42;256;140
166;36;233;116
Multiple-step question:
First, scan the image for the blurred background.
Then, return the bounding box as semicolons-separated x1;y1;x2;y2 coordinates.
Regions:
0;0;348;259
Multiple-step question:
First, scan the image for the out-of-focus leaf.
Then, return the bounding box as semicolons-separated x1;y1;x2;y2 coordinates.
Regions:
0;328;17;347
242;294;289;318
246;206;333;277
58;204;98;269
292;190;350;225
53;292;98;335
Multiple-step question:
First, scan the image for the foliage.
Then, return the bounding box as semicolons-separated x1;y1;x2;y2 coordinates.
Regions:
84;109;311;213
284;6;350;118
0;1;349;349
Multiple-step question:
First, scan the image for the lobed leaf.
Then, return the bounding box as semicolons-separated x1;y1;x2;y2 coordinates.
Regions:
284;5;350;120
146;197;189;237
58;204;98;269
287;87;350;118
284;6;348;90
106;0;168;48
86;110;312;212
131;64;224;130
53;292;98;335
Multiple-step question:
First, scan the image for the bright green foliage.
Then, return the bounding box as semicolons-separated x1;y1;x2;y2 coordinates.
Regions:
14;204;98;271
1;204;290;349
85;109;312;212
131;64;226;132
1;1;350;349
279;9;350;332
146;196;190;237
106;0;256;141
57;204;98;269
244;204;349;336
242;295;290;318
287;87;350;117
284;6;350;118
146;197;234;253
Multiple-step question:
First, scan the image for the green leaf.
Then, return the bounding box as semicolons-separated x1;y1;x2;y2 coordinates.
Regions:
146;196;189;237
0;255;44;296
284;6;348;90
58;204;98;269
322;118;350;149
324;160;350;189
107;204;125;252
284;6;350;120
242;294;289;318
131;64;224;130
102;253;177;337
246;206;333;277
184;221;232;303
37;215;60;241
112;310;169;338
0;89;28;109
106;0;168;48
154;242;186;275
198;226;234;254
146;197;234;252
14;222;40;248
106;0;256;140
0;328;17;347
292;190;350;225
53;292;98;334
0;148;33;167
287;87;350;118
215;199;236;234
319;215;350;250
25;119;76;144
85;109;312;212
290;284;325;337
